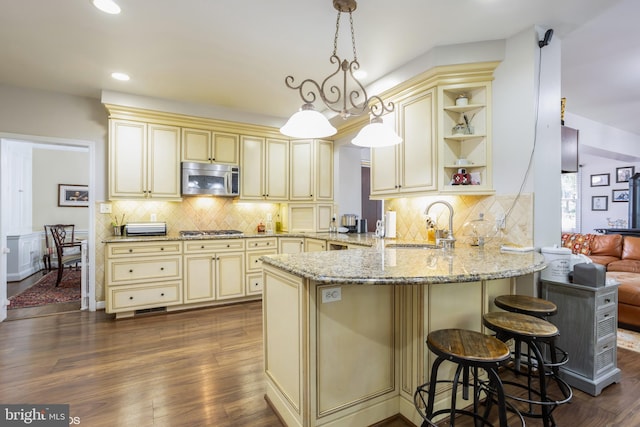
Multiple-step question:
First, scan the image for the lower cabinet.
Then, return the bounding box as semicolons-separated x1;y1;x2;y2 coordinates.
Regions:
305;238;327;252
183;239;246;302
246;237;278;295
105;241;183;318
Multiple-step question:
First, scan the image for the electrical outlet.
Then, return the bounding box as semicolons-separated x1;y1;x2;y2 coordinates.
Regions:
99;203;112;214
150;213;157;222
321;287;342;303
497;214;506;230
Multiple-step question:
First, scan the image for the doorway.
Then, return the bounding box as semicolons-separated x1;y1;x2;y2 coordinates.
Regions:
0;135;96;322
361;165;381;232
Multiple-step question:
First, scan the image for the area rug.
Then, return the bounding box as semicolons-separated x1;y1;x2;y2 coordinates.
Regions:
8;270;81;309
617;328;640;353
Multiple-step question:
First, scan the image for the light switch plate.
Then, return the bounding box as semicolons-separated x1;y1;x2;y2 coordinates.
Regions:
99;203;112;214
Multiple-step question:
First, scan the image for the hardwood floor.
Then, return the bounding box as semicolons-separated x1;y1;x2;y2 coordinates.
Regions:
1;301;639;426
7;270;81;321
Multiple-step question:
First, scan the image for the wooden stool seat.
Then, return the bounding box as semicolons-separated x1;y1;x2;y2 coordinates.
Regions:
484;311;559;339
495;294;558;318
415;329;524;427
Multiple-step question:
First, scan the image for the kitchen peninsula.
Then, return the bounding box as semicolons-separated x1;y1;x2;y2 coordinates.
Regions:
260;245;546;427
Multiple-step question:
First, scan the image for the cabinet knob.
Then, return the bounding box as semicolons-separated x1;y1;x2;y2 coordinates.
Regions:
129;249;133;253
160;293;165;297
129;296;133;300
129;269;133;273
254;259;258;264
226;244;230;248
605;298;611;303
160;267;164;271
160;247;164;251
201;245;205;249
310;194;313;197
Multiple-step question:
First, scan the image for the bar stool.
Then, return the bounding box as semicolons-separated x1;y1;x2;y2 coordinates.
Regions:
494;295;557;318
483;312;572;427
414;329;525;427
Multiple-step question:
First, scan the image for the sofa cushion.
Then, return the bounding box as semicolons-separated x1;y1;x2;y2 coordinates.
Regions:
590;234;623;258
622;236;640;261
589;255;621;267
561;232;594;255
608;259;640;273
609;272;640;307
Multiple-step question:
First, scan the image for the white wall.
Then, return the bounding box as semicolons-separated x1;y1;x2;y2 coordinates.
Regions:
0;84;108;200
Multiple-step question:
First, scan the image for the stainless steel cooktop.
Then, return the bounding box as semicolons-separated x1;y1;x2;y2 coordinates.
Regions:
179;229;244;237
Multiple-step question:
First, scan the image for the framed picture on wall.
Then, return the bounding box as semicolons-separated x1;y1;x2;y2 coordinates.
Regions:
590;173;610;187
591;195;608;211
612;189;630;202
58;184;89;207
616;166;635;183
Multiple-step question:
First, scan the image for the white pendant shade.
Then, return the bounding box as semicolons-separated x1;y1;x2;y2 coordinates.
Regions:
351;121;402;147
280;106;337;138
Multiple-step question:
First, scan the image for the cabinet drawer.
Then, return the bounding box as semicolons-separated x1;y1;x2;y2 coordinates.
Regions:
108;281;182;312
107;256;182;284
246;273;263;294
246;249;278;273
596;290;617;311
184;239;245;253
246;237;277;250
596;309;617;341
107;241;182;257
595;339;616;375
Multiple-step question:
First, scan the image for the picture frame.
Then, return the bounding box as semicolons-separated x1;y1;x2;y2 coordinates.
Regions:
612;188;630;202
591;195;608;211
58;184;89;207
590;173;610;187
616;166;635;183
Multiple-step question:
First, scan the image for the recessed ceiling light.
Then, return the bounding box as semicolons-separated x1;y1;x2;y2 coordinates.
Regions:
111;72;130;81
92;0;121;15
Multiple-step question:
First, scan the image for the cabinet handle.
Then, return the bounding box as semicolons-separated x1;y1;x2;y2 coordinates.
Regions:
604;313;610;317
605;298;611;303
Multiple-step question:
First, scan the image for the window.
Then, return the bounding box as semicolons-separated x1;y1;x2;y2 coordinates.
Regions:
561;172;580;232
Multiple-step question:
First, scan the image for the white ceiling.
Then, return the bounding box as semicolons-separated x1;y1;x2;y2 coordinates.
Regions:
1;0;637;135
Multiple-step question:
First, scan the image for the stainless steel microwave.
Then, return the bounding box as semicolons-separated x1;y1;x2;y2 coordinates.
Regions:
181;162;239;197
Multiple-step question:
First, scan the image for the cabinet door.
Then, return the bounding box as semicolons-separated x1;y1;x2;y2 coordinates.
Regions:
399;89;437;193
109;120;147;198
279;237;304;254
240;136;265;200
212;132;239;164
290;139;314;201
184;254;215;303
181;128;212;163
265;138;289;200
315;139;333;201
370;112;399;196
304;238;326;252
148;124;181;199
216;252;246;299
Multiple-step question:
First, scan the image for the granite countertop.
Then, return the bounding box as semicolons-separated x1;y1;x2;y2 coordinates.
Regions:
102;231;381;244
260;244;546;285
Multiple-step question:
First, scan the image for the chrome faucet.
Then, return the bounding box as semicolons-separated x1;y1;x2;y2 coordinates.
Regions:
425;201;456;248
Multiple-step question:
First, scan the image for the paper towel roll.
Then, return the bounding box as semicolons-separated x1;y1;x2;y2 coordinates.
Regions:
385;211;396;238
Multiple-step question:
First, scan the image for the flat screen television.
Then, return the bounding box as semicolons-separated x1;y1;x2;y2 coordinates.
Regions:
561;125;579;173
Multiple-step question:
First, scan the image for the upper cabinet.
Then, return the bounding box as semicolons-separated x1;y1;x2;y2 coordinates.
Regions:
437;81;493;194
109;120;181;200
290;139;334;202
371;89;437;197
181;128;239;165
239;136;289;201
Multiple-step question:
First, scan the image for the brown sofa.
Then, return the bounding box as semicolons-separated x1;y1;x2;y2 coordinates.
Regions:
562;233;640;331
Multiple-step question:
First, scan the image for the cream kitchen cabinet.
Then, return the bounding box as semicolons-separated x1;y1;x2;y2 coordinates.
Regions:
290;139;333;201
240;136;289;201
370;89;437;198
304;238;326;252
181;128;239;165
245;237;278;295
105;241;183;318
288;203;333;232
109;119;181;200
437;81;493;194
279;237;305;254
183;239;246;302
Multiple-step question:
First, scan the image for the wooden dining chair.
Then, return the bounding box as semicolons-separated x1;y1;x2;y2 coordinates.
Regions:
48;224;82;286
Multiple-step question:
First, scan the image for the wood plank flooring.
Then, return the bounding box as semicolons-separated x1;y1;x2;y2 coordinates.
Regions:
1;301;640;426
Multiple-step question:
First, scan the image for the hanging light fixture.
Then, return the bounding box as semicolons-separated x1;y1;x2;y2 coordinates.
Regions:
280;0;402;147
